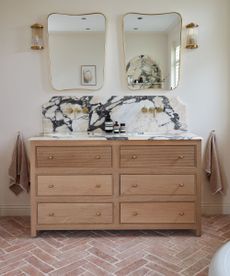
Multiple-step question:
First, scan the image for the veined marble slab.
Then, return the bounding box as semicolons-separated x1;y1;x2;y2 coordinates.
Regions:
30;131;202;141
42;96;187;134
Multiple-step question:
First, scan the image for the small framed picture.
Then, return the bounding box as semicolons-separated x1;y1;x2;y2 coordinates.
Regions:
81;65;97;86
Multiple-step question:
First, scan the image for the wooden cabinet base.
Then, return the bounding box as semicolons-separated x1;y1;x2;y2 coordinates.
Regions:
30;139;201;237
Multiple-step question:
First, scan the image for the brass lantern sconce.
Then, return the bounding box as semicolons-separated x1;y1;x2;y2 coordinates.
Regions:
31;23;44;50
185;22;199;49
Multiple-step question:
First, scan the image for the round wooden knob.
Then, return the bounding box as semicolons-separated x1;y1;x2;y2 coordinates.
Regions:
132;155;137;159
96;212;101;216
132;184;138;188
179;183;184;187
48;212;54;217
95;184;101;188
48;184;54;188
179;212;184;216
48;156;54;160
178;155;184;159
95;155;101;159
133;211;138;216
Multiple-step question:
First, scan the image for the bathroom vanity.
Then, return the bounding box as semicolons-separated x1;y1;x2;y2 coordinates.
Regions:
30;133;201;237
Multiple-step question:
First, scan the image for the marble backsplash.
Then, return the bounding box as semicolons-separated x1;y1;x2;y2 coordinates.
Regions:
42;96;187;134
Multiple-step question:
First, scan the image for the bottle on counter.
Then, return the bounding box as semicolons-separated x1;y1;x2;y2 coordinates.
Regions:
120;123;126;134
113;121;120;134
104;112;114;133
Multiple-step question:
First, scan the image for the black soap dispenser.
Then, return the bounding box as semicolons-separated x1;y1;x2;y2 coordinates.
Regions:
104;112;114;133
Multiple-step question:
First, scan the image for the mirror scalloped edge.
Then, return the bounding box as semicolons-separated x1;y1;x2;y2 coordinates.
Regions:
47;12;107;91
122;12;182;91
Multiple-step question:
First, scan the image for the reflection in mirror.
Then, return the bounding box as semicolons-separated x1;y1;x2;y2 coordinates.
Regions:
123;13;182;90
48;13;106;90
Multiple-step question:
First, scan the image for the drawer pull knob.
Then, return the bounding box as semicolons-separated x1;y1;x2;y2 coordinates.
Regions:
48;156;54;160
133;211;138;216
178;155;184;159
179;183;184;187
95;155;101;159
132;184;138;188
131;155;137;159
48;212;55;217
48;184;54;188
96;212;101;216
179;212;184;216
95;184;101;188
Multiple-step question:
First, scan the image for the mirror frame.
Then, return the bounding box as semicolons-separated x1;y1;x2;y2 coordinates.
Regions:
122;12;182;91
47;12;107;91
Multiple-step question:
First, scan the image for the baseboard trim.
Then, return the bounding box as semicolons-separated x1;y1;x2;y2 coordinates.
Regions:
201;203;230;215
0;204;30;216
0;203;230;216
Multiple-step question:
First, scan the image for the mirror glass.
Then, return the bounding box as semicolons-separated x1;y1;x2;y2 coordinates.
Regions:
123;13;182;90
48;13;106;90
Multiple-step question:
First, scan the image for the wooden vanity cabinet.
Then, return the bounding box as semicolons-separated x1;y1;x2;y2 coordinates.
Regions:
30;139;201;237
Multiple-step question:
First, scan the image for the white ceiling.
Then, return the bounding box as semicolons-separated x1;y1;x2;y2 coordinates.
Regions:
124;13;181;32
48;14;105;32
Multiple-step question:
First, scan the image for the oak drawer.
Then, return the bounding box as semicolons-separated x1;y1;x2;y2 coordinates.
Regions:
120;175;195;195
37;175;113;196
120;202;195;224
38;203;113;224
36;146;112;168
120;145;195;168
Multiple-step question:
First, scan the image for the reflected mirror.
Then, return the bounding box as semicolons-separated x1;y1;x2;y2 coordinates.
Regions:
48;13;106;90
123;12;182;90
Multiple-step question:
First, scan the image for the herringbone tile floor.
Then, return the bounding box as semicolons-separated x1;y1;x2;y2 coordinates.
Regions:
0;216;230;275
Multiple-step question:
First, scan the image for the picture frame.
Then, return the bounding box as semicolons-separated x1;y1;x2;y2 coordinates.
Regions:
81;65;97;86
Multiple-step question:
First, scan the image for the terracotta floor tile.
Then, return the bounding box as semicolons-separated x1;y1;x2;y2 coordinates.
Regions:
0;215;229;276
181;258;210;276
115;259;147;276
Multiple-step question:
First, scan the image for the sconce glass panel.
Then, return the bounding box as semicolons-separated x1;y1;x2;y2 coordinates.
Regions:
186;22;199;49
31;23;44;50
123;12;182;91
48;13;106;91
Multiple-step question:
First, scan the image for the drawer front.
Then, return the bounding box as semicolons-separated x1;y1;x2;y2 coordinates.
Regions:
37;175;113;196
120;145;195;168
120;202;195;224
120;175;195;195
38;203;113;224
36;146;112;168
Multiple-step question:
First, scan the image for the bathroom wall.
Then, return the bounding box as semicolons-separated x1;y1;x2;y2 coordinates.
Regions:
0;0;230;215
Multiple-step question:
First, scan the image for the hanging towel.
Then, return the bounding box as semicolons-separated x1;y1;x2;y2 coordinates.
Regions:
204;131;224;194
8;133;30;195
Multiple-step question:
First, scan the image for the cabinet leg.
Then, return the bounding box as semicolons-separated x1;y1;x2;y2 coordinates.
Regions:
31;228;38;237
195;228;201;237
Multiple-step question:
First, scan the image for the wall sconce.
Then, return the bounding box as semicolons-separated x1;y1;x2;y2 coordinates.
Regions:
185;22;199;49
31;23;44;50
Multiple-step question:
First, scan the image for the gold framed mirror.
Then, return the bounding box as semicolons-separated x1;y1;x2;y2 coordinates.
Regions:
48;13;106;91
123;12;182;90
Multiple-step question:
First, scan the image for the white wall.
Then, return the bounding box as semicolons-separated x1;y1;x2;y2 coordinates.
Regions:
0;0;230;215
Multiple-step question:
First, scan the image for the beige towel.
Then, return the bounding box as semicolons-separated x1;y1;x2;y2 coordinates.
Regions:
8;133;30;195
204;131;224;194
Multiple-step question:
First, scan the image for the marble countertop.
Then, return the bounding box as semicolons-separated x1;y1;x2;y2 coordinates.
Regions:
29;131;202;141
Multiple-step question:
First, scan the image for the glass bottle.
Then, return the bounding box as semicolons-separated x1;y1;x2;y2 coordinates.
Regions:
104;113;114;133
